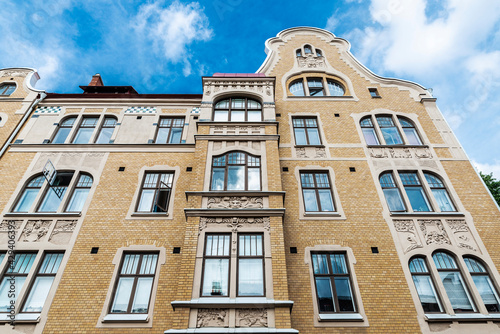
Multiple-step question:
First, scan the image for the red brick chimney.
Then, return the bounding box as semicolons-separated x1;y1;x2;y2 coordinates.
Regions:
88;73;104;86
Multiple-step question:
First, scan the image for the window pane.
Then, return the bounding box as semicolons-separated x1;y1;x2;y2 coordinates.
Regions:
315;277;335;312
306;128;321;145
38;188;66;212
294;128;307;145
139;254;158;275
214;110;228;121
403;128;422;145
14;189;40;212
52;128;71;144
137;189;155;211
312;254;329;274
327;81;344;96
96;127;114;144
247;168;260;190
202;259;229;296
330;254;347;274
111;277;134;313
169;128;183;144
380;127;403;145
432;189;455;211
472;275;500;312
72;128;94;144
155;128;169;144
334;277;355;311
66;189;89;212
211;168;225;190
131;277;153;313
362;128;380;145
438;272;474;312
22;276;54;312
383;188;406;211
289;80;305;96
318;189;335;211
227;166;245;190
0;277;26;312
247;110;261;121
303;189;319;212
412;275;442;312
231;110;245;121
405;187;431;212
232;99;245;109
238;259;264;296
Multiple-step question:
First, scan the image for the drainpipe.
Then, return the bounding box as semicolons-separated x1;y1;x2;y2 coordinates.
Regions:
0;92;47;159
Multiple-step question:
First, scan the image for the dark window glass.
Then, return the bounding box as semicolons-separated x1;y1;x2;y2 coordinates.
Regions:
296;49;302;57
0;84;16;96
293;117;321;145
300;172;335;212
315;49;322;57
202;235;230;296
211;152;260;191
110;253;158;313
137;172;173;212
312;253;355;313
409;257;443;312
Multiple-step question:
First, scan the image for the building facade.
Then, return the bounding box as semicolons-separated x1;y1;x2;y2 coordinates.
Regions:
0;27;499;334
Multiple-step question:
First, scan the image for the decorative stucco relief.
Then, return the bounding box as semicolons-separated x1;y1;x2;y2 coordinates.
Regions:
236;308;268;327
203;80;274;97
49;220;77;244
21;220;51;242
199;217;270;234
211;126;263;135
207;196;264;209
369;147;433;159
418;220;451;245
196;308;227;327
297;55;325;68
0;220;23;232
296;147;307;158
393;220;423;253
0;70;29;77
446;219;478;252
315;147;327;158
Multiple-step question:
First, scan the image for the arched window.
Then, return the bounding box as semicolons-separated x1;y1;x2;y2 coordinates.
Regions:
304;45;312;54
360;115;424;146
315;49;323;57
296;49;302;57
398;117;422;145
360;117;379;145
66;174;93;212
289;80;305;96
0;83;16;96
424;173;455;211
433;252;475;312
95;116;117;144
380;173;405;212
289;77;345;97
464;257;500;312
376;116;403;145
211;152;261;191
409;257;443;312
213;97;262;122
52;117;77;144
13;175;45;212
327;80;344;97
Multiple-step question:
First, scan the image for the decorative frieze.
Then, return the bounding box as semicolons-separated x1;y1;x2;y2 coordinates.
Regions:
196;308;228;327
0;220;22;232
446;219;478;252
369;147;433;159
49;220;77;245
0;69;30;77
203;80;273;97
199;217;270;233
21;220;51;242
297;55;325;68
236;308;268;327
210;125;263;135
418;220;451;245
393;220;423;253
207;196;263;209
314;147;327;158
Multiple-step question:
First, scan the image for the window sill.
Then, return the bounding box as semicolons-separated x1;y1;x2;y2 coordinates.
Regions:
295;145;325;148
318;313;363;321
390;212;465;218
367;144;429;149
102;314;149;322
165;328;299;334
425;313;500;322
304;212;341;218
0;313;40;322
131;212;169;217
3;212;81;218
184;208;285;217
171;297;294;310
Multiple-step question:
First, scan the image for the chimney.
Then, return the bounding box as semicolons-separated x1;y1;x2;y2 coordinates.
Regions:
88;73;104;86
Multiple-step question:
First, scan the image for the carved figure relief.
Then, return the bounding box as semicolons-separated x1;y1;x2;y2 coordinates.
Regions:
389;147;411;158
0;220;22;232
297;55;325;68
315;147;327;158
413;147;432;159
21;220;51;242
418;220;451;245
196;308;227;327
393;220;423;253
236;308;268;327
369;147;389;158
49;220;77;244
199;217;270;233
207;197;263;209
0;70;29;77
202;80;274;97
446;219;478;252
369;147;433;159
296;147;307;158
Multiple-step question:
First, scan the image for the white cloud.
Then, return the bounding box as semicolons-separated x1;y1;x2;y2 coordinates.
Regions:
473;160;500;179
134;1;213;76
325;15;338;32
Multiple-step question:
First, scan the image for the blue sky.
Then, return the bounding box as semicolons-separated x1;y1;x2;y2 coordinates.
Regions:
2;0;500;177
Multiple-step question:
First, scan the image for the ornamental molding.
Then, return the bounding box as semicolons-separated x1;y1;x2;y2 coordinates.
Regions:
48;220;77;241
199;217;270;233
418;219;451;245
314;147;327;158
0;220;23;232
393;219;423;253
236;308;268;327
446;219;478;252
297;55;326;68
207;196;264;209
196;308;227;327
369;147;432;159
21;220;51;242
0;69;30;77
203;80;273;97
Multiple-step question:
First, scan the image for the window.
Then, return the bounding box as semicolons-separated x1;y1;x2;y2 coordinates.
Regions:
433;252;475;312
155;117;184;144
0;253;36;312
12;171;93;213
304;45;312;54
22;253;64;313
380;171;456;213
289;77;345;97
293;117;321;145
368;88;380;98
464;257;500;312
95;116;117;144
110;253;158;314
296;49;302;57
72;117;99;144
360;115;423;146
202;234;230;296
0;84;16;96
312;252;356;313
213;97;262;122
315;49;323;57
300;172;335;212
52;117;76;144
136;172;173;212
409;257;443;312
211;152;261;191
238;234;264;296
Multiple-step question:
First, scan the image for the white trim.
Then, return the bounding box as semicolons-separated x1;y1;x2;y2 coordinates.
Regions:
165;328;299;333
319;313;363;321
425;313;500;322
103;314;149;322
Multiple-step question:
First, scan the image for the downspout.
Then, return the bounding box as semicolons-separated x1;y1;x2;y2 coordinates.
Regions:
0;92;47;158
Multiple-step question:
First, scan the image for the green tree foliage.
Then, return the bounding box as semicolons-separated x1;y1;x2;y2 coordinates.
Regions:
480;172;500;206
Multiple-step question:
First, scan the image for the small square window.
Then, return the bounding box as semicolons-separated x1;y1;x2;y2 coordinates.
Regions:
368;88;380;98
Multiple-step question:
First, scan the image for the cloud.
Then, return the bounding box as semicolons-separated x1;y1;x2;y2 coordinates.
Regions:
473;160;500;179
134;1;213;76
